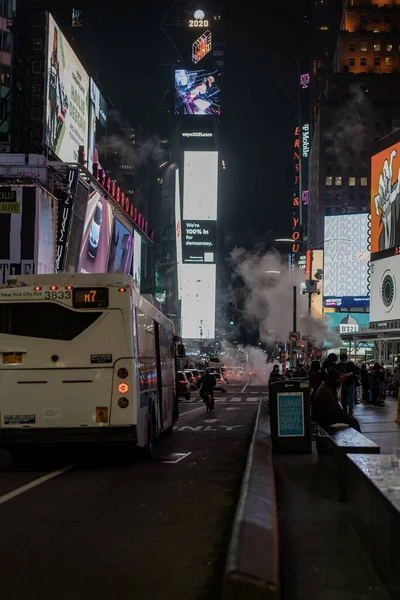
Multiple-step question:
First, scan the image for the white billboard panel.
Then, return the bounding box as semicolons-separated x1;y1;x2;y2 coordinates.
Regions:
181;263;216;339
370;255;400;323
183;151;218;220
323;214;370;309
46;14;90;163
175;169;183;298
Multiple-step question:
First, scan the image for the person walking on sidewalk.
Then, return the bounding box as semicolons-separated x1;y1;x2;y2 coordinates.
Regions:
370;363;385;407
337;353;360;415
360;363;370;405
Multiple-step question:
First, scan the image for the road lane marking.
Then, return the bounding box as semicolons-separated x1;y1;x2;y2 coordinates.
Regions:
240;383;249;393
0;463;76;506
231;397;242;402
179;406;206;417
246;397;259;402
159;452;192;464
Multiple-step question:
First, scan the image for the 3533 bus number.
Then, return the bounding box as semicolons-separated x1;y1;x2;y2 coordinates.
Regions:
44;291;71;300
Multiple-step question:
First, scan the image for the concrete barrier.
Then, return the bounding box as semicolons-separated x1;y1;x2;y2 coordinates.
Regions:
223;402;279;600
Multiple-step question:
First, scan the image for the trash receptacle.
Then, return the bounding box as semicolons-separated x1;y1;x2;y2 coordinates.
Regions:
269;378;312;454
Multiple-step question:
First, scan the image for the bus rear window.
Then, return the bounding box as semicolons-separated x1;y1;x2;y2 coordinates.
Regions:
0;302;102;340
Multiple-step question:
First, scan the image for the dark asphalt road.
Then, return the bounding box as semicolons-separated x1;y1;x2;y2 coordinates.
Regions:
0;385;263;600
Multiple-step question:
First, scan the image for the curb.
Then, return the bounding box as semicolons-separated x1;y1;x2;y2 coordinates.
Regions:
223;401;279;600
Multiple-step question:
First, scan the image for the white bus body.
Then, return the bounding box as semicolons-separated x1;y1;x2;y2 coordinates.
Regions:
0;274;178;449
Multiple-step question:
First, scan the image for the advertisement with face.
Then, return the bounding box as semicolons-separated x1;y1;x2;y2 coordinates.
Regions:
371;142;400;259
175;69;221;115
77;191;113;273
133;230;142;291
37;189;56;274
45;14;89;163
107;218;134;274
323;214;370;308
370;255;400;323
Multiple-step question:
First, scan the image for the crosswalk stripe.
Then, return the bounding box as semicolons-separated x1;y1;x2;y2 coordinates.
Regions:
246;397;259;402
230;397;242;402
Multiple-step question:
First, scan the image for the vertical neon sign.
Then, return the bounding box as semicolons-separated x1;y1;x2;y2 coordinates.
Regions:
292;126;301;253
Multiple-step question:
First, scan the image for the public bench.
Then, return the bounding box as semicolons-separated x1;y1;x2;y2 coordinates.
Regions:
346;454;400;596
316;426;380;500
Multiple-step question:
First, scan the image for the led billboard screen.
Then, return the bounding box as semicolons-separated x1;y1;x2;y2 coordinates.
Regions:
181;263;216;339
182;220;216;263
133;230;142;291
175;169;183;298
175;69;221;115
323;214;370;308
107;218;133;274
77;191;113;273
370;255;400;323
371;142;400;260
46;14;90;163
183;151;218;220
88;79;107;172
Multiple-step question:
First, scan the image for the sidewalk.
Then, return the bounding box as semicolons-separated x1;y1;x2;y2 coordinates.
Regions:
354;397;400;453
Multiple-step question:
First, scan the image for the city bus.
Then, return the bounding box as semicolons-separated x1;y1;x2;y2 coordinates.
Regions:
0;273;179;455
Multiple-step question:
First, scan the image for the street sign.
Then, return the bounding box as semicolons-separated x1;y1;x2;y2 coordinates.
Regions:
289;331;301;343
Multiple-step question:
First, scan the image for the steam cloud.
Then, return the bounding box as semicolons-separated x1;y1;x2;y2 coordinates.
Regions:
230;248;339;347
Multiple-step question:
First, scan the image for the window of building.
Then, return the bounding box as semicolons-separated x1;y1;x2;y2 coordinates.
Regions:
374;43;381;52
360;42;368;52
0;0;12;18
349;57;356;66
374;14;380;22
1;32;11;53
361;177;368;186
385;57;392;66
335;208;342;214
335;176;342;186
374;57;381;66
373;28;380;33
325;193;332;202
349;42;356;52
349;193;355;202
387;43;393;51
326;207;332;216
0;65;10;87
349;176;356;186
325;176;333;186
335;193;341;202
361;57;367;66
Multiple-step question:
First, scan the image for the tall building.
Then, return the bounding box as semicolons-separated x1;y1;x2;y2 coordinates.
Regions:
308;0;400;246
0;0;15;149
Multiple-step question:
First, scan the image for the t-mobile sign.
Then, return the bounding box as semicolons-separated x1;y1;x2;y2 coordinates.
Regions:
182;219;216;263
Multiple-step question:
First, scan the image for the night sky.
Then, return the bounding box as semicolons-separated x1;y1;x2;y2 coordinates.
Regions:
45;0;307;253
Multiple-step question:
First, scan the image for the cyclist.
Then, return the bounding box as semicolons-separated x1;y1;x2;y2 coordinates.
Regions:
199;369;216;410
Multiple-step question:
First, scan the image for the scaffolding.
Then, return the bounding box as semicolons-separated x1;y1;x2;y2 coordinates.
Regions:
341;329;400;367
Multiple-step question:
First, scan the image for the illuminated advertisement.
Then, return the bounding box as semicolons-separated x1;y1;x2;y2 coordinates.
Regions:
175;169;183;298
306;249;323;320
55;168;79;272
175;69;221;115
292;126;301;253
323;214;370;308
182;220;216;263
133;230;142;291
192;30;212;64
324;312;370;347
37;188;56;274
107;218;133;274
181;263;216;339
45;14;90;163
371;142;400;260
77;191;113;273
183;151;218;220
370;255;400;323
88;79;107;172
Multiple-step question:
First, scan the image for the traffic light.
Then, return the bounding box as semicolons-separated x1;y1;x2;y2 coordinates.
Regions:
229;310;235;326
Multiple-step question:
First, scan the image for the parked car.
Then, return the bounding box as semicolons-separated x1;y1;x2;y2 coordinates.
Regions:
185;369;197;390
177;371;191;400
88;200;103;258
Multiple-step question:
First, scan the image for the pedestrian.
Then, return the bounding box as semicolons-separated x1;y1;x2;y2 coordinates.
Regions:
337;353;360;415
370;363;385;407
360;363;370;404
313;368;362;432
309;360;323;396
269;364;283;384
393;367;400;400
321;353;338;381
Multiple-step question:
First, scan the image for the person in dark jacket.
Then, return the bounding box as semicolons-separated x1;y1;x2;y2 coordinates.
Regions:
314;368;361;432
360;363;370;404
370;363;385;407
309;360;323;395
269;364;284;384
199;369;216;409
337;353;360;415
321;353;338;381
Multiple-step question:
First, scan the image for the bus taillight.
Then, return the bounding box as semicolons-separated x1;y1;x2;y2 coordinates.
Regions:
117;368;128;379
50;285;58;290
117;382;129;394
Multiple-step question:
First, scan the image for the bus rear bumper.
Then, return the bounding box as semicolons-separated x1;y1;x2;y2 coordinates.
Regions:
0;426;138;447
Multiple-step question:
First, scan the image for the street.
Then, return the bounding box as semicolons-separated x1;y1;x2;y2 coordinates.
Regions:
0;385;264;600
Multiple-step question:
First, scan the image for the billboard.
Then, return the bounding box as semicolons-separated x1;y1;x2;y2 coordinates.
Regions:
45;14;90;163
107;218;134;274
324;311;371;348
175;169;183;298
133;230;142;291
55;168;79;272
181;263;216;339
88;79;107;172
371;142;400;259
323;214;370;308
37;188;56;274
306;249;323;319
175;69;221;115
77;191;113;273
183;151;218;220
370;255;400;323
182;220;216;263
